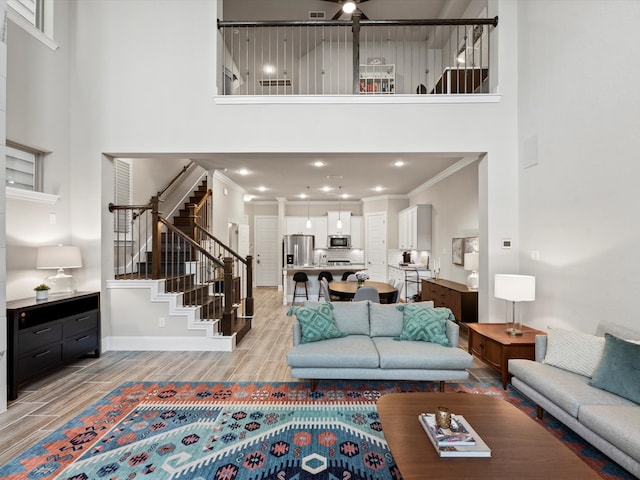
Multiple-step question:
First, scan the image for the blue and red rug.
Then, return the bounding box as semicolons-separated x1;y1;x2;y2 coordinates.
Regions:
0;381;634;480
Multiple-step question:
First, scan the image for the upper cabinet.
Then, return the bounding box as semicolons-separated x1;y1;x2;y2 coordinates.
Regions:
284;216;328;248
327;211;351;235
350;216;364;249
398;205;432;251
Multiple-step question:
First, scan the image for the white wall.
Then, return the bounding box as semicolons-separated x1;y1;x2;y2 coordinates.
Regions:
0;0;8;414
516;0;640;333
411;161;479;285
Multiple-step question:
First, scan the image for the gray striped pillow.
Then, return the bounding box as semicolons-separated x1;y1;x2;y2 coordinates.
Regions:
543;327;605;378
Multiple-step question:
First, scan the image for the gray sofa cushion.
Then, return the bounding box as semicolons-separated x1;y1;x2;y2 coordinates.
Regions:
287;335;379;369
370;301;434;337
305;300;370;335
578;405;640;462
509;359;636;417
373;337;473;370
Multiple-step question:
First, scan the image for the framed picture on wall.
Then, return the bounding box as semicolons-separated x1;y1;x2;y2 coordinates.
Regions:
452;238;464;265
464;236;479;255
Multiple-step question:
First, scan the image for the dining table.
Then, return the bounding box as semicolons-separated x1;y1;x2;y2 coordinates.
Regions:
328;280;398;303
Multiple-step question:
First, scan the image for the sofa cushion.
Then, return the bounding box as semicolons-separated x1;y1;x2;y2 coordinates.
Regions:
369;301;434;337
394;304;452;346
509;359;636;418
578;405;640;462
542;327;605;378
373;337;473;370
287;335;380;369
304;300;370;335
590;334;640;403
287;303;346;344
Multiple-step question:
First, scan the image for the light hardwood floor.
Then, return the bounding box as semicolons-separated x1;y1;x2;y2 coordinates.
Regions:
0;287;496;465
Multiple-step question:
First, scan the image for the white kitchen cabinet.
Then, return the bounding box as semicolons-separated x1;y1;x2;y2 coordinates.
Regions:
327;211;351;235
285;216;327;248
350;216;364;249
398;205;432;251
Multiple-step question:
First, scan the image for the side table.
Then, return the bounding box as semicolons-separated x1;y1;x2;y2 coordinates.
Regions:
467;322;546;389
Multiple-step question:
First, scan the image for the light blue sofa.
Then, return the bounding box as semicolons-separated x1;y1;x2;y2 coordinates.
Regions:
509;322;640;478
286;300;473;391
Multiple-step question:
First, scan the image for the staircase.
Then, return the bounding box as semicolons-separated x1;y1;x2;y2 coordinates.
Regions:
108;165;254;350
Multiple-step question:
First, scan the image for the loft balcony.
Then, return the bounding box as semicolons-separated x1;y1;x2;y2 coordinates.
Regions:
218;16;498;97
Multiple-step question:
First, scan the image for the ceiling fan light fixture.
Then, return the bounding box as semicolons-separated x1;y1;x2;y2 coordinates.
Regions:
342;1;357;14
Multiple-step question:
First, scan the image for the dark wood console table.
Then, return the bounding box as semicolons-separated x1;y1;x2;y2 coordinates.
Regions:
6;291;101;400
421;279;478;323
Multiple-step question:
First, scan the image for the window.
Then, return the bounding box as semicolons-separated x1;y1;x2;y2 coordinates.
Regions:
114;159;133;233
5;143;42;191
7;0;57;50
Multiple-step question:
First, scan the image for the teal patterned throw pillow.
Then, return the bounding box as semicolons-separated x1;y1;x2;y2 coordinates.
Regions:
287;302;347;344
394;304;452;346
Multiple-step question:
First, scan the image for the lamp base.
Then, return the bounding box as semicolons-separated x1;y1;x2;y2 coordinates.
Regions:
45;271;76;295
505;322;523;335
466;271;479;290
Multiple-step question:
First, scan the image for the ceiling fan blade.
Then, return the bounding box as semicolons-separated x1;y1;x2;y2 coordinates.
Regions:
358;8;369;20
331;8;343;20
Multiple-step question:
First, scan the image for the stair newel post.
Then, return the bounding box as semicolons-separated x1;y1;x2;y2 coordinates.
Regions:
187;204;198;260
151;195;162;280
221;257;234;336
245;255;254;317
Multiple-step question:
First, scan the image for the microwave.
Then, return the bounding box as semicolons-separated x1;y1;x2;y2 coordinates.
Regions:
328;235;351;249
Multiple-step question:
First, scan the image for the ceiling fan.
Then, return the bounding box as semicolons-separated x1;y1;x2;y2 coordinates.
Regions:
322;0;371;20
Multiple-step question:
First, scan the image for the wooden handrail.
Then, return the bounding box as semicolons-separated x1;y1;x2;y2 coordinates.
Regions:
158;218;224;269
195;221;247;265
157;161;194;198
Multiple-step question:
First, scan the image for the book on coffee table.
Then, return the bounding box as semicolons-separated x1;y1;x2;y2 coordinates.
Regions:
419;414;491;457
419;413;476;446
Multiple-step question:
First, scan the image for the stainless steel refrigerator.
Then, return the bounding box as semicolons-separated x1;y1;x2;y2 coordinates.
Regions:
284;235;315;267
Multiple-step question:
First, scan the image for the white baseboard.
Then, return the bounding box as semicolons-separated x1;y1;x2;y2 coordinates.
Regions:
103;335;236;352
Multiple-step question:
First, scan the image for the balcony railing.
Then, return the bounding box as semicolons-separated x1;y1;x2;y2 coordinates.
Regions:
218;16;498;96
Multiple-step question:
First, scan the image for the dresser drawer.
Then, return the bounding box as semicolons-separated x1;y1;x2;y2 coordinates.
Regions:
63;330;99;361
64;311;99;337
17;344;63;379
18;323;63;353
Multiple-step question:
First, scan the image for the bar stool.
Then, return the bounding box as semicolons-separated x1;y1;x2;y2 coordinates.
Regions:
317;271;334;300
292;272;309;304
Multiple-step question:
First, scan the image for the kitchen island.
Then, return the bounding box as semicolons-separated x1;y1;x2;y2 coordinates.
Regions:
282;265;365;305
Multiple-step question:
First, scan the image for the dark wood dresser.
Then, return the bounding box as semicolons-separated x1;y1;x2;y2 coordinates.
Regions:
6;291;101;400
421;279;478;323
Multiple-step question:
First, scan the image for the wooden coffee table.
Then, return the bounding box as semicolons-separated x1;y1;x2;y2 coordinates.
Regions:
378;392;601;479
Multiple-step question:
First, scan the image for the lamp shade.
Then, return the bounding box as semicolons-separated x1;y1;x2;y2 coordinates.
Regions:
464;252;479;271
494;274;535;301
36;245;83;269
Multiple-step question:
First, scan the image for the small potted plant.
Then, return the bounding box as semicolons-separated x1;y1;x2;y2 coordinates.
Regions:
34;283;51;300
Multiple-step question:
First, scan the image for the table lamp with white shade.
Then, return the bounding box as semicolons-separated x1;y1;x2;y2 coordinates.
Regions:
464;252;479;290
494;274;536;335
36;245;83;294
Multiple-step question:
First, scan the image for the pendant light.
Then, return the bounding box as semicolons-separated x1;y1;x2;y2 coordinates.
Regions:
336;186;343;230
305;186;312;229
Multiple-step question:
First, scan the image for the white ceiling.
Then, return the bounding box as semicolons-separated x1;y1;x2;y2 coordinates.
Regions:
187;152;469;202
185;1;478;203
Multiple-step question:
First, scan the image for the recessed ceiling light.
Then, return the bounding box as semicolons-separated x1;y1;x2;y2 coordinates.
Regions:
312;160;326;168
299;192;307;199
238;168;250;175
243;194;254;202
393;160;406;167
374;186;383;192
258;186;267;192
341;193;349;199
322;186;332;192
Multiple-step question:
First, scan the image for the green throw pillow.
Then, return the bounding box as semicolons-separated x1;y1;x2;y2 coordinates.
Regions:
589;333;640;403
286;302;347;344
393;304;452;346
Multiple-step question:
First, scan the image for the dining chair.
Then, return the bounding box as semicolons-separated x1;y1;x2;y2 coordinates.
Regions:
393;281;405;303
346;274;358;282
317;271;334;300
353;286;380;303
320;278;332;303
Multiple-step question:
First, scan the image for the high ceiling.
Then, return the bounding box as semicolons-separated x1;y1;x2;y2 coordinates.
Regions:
201;0;478;203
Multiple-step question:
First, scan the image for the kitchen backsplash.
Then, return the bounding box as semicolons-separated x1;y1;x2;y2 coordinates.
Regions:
315;248;365;265
388;249;430;267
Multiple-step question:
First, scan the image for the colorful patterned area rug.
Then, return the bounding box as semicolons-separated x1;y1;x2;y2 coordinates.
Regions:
0;381;634;480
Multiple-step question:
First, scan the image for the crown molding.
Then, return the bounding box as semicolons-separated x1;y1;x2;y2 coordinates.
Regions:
409;156;480;196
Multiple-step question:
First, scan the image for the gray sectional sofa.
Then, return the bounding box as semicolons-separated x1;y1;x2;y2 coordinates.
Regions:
509;321;640;478
286;300;473;391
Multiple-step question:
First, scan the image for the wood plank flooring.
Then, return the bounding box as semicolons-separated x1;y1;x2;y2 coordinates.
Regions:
0;287;496;466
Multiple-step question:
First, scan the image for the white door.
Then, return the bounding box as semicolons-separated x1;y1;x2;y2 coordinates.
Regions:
254;216;279;286
366;212;387;281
